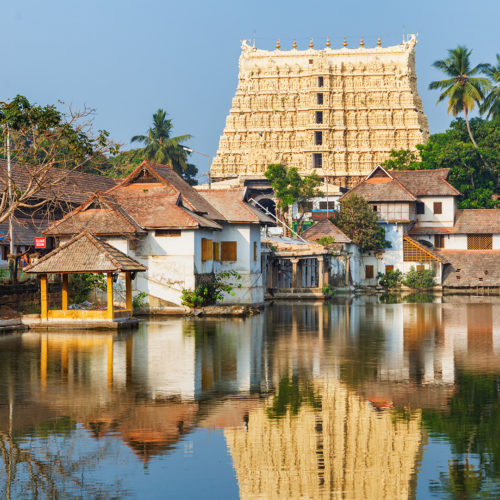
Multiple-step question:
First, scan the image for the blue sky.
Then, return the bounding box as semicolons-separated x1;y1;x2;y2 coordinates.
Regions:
1;0;498;177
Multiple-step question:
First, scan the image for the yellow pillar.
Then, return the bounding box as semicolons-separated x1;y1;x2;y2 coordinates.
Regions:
40;334;47;390
291;259;298;288
125;272;132;312
107;336;113;387
40;274;48;319
318;257;325;289
106;272;114;319
62;274;69;310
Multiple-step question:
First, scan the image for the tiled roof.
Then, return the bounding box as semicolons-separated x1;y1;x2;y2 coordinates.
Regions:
344;177;416;202
196;188;273;224
44;193;144;236
439;250;500;287
408;226;453;235
301;219;352;243
453;209;500;234
0;159;117;205
262;236;329;256
390;169;460;196
0;219;47;246
24;231;147;274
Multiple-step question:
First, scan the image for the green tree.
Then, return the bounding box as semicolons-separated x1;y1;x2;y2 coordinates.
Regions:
481;54;500;119
335;194;388;252
381;118;500;208
0;95;114;225
129;109;198;184
429;46;490;148
264;164;322;234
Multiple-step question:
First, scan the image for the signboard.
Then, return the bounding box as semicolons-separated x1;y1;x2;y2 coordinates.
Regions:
35;237;46;249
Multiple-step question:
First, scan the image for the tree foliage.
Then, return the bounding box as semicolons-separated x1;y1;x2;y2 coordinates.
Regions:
0;95;115;224
264;163;322;233
335;194;389;252
481;54;500;119
381;118;500;208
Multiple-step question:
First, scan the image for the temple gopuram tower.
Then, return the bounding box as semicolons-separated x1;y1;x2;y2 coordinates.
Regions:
211;35;429;187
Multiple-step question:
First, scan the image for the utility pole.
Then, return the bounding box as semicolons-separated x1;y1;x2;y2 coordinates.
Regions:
183;147;211;188
7;127;14;256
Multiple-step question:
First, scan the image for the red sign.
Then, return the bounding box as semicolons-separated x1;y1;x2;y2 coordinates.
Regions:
35;237;46;249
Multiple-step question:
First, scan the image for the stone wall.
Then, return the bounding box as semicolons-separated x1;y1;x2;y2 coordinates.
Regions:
212;36;429;186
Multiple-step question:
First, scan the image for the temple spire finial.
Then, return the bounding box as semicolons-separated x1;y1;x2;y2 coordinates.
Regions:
377;36;382;47
326;37;331;48
276;39;280;50
343;37;348;48
360;37;365;47
309;38;314;49
292;39;297;49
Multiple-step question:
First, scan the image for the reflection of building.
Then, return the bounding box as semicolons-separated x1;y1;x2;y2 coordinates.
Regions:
225;379;422;500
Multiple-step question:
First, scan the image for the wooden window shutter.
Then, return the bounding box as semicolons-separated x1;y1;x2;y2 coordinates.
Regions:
221;241;237;261
365;265;374;279
201;238;213;261
213;242;220;261
433;202;442;214
434;234;445;249
416;265;425;272
385;265;394;273
253;241;257;261
467;234;492;250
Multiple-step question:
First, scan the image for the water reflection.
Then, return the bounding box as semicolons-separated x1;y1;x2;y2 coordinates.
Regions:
0;297;499;498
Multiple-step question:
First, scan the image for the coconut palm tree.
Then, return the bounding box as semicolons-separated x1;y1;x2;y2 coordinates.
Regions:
481;54;500;120
131;109;192;171
429;46;490;147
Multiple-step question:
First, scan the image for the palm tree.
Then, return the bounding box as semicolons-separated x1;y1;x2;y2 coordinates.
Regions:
429;46;490;147
131;109;192;171
481;54;500;119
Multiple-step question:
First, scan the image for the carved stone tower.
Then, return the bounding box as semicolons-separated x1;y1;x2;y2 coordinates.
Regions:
211;35;429;187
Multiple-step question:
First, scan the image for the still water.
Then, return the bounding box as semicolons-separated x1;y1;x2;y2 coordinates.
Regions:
1;296;500;499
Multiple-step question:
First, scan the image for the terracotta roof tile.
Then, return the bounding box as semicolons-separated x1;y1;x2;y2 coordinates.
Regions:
390;169;460;196
344;178;416;202
408;226;453;235
301;219;352;243
0;159;117;205
196;188;273;224
453;209;500;234
439;250;500;287
24;231;147;274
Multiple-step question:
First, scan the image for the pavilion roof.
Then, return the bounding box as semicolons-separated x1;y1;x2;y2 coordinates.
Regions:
24;231;147;274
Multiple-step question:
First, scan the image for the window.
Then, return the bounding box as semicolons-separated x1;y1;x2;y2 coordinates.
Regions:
318;76;324;87
253;241;258;261
155;229;181;237
416;202;425;215
315;111;323;124
365;265;374;279
434;234;445;249
213;241;220;261
319;201;331;210
372;205;378;212
301;201;314;212
385;265;394;273
314;131;323;145
313;153;322;169
416;265;425;272
433;202;442;215
317;93;323;105
221;241;237;261
467;234;492;250
201;238;213;261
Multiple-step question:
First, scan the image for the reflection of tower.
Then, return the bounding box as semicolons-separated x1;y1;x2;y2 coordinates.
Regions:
225;379;422;500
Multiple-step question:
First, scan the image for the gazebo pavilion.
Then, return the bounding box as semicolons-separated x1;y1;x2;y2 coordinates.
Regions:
24;231;146;328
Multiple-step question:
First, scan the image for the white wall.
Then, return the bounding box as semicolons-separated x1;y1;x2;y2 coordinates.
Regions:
416;196;455;227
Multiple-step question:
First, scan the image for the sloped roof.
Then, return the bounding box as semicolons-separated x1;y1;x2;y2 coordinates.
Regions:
408;226;453;235
0;159;117;205
453;209;500;234
439;250;500;287
0;219;47;246
44;192;145;236
196;188;273;224
24;231;147;273
391;169;460;196
301;219;352;243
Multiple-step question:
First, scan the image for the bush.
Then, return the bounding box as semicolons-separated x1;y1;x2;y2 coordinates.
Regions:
318;236;335;247
69;273;106;304
377;269;403;288
403;266;436;289
181;271;242;308
132;291;148;309
322;284;335;297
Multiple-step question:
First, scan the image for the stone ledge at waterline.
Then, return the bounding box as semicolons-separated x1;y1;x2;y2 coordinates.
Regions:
21;313;139;331
135;304;263;317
